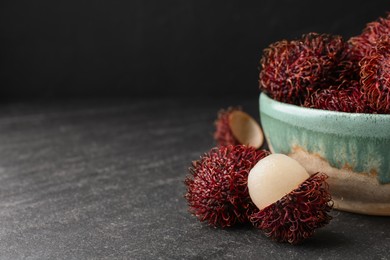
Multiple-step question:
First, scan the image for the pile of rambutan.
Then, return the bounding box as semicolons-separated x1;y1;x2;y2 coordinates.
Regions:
184;13;390;245
259;13;390;114
184;144;333;244
184;109;333;244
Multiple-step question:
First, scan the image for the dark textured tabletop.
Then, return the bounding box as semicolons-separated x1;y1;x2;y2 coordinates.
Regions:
0;97;389;259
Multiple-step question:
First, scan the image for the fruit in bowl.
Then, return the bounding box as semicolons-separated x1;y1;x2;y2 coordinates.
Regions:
258;13;390;215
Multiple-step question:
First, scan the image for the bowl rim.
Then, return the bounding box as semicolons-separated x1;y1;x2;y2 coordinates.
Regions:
259;93;390;138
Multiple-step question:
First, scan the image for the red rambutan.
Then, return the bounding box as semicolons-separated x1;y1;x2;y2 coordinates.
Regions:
214;107;264;149
250;173;332;244
259;33;347;105
330;44;361;84
303;81;370;113
349;13;390;61
214;107;241;146
247;154;333;244
360;37;390;114
184;145;270;228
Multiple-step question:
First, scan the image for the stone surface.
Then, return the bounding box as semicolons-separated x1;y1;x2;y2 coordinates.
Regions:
0;97;389;259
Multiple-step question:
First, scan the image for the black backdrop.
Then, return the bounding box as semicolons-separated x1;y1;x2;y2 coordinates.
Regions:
1;0;389;98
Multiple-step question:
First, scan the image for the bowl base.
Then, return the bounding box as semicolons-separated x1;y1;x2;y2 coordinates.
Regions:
331;197;390;215
270;145;390;216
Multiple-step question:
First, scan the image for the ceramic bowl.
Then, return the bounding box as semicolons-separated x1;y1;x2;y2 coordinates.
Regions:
259;93;390;216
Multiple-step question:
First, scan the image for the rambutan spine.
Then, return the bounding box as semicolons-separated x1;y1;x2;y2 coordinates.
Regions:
249;173;333;244
184;145;270;228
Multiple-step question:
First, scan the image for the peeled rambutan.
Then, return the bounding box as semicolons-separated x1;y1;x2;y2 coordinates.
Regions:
259;33;347;105
360;37;390;114
214;107;264;149
247;154;333;244
184;145;270;228
303;81;370;113
349;13;390;61
250;173;332;244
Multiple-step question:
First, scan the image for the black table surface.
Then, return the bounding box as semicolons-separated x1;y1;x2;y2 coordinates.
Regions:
0;97;389;259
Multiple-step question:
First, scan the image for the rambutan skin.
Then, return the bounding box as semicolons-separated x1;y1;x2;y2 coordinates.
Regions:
331;44;361;84
184;145;270;228
303;81;371;113
360;37;390;114
348;13;390;61
259;33;347;105
249;173;333;244
214;107;241;146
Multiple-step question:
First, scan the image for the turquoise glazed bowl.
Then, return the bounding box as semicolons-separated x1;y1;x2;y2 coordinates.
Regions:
260;93;390;215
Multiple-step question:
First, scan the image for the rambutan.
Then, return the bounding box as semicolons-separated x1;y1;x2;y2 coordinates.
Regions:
360;37;390;114
184;145;270;228
330;44;361;84
247;154;333;244
259;33;347;105
214;107;264;149
303;81;370;113
214;107;241;146
349;13;390;61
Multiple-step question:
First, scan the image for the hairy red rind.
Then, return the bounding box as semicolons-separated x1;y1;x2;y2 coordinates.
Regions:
184;145;271;228
259;33;347;105
249;173;333;244
360;37;390;114
214;107;241;146
303;81;371;113
349;13;390;61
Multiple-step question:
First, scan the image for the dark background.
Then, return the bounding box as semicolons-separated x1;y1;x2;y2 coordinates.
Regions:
1;0;389;99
